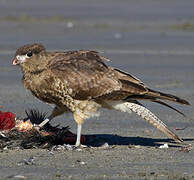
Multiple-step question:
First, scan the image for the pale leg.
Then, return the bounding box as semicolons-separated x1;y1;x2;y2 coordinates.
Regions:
73;113;85;147
75;124;82;147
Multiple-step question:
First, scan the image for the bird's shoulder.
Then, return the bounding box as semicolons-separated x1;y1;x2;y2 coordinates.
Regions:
46;50;116;79
47;50;109;68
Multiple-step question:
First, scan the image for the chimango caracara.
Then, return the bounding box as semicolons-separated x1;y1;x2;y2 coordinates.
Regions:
12;43;190;147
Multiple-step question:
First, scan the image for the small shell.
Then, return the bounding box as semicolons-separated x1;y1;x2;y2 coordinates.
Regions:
159;143;169;149
16;120;33;132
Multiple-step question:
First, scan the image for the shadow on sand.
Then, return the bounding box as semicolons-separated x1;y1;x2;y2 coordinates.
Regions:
86;134;194;147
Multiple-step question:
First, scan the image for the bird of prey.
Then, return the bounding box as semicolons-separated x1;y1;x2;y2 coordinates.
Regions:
12;43;189;147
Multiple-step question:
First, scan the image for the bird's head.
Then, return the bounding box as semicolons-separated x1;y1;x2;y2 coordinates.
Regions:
12;43;46;66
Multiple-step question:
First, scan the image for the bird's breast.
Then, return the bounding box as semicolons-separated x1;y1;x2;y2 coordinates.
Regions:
23;73;70;105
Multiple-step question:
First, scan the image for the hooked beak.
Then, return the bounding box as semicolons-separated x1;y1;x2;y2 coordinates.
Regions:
12;58;19;65
12;55;27;65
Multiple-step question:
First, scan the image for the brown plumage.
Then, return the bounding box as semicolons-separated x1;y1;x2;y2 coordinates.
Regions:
12;43;190;146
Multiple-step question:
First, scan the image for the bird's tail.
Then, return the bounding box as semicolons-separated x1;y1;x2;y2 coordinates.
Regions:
109;101;183;143
127;88;190;106
126;88;190;116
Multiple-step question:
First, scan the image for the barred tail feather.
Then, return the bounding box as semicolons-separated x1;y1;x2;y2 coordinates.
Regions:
124;102;183;143
109;101;183;143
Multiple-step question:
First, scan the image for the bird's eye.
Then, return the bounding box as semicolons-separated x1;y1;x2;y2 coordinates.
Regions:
26;51;33;57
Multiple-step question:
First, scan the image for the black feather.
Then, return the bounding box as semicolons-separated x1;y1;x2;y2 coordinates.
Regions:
25;109;47;124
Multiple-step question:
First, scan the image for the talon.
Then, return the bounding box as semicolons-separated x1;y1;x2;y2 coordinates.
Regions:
73;144;88;150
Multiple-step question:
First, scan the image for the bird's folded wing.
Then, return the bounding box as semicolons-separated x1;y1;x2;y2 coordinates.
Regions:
48;52;148;100
113;68;146;87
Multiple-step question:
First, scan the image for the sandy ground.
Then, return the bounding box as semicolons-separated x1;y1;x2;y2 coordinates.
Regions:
0;0;194;179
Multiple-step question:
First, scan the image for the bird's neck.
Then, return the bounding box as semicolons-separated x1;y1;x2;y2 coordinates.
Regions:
21;54;48;75
21;63;46;75
21;56;49;91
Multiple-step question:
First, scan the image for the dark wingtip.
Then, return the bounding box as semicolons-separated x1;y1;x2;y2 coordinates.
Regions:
148;88;190;106
159;91;190;106
177;99;190;106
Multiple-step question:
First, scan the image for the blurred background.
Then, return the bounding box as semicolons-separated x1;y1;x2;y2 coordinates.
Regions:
0;0;193;131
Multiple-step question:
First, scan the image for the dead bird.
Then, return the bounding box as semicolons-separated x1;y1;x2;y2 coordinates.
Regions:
0;109;85;149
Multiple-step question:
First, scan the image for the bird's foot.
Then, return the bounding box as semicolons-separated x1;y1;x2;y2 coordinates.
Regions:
72;144;88;151
75;144;88;148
